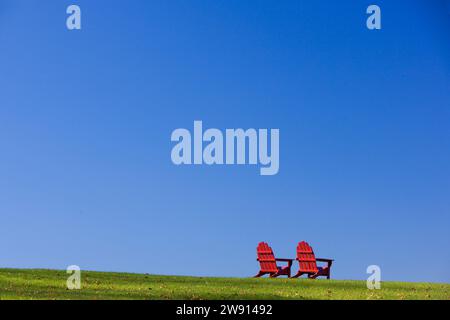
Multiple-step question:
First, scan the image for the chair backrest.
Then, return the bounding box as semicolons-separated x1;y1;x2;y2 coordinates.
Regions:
256;242;278;273
296;241;319;274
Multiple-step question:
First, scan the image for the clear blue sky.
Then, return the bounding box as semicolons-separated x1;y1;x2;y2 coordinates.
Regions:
0;0;449;283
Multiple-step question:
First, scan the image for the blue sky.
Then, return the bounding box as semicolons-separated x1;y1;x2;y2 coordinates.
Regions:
0;0;449;283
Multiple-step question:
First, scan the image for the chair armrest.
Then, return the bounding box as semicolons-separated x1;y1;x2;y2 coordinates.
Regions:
316;258;334;263
316;258;334;268
276;258;293;267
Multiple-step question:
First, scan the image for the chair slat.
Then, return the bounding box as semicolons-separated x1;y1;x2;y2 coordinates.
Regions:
256;242;279;273
297;241;319;274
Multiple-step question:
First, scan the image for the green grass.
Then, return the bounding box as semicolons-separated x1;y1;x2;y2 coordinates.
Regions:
0;269;448;300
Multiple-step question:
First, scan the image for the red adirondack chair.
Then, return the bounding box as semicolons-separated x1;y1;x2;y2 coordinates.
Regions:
291;241;334;279
255;242;293;278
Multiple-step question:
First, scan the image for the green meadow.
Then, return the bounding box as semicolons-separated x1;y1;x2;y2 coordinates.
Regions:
0;269;448;300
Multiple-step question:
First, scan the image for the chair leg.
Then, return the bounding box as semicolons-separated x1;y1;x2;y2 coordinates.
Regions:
254;271;265;278
309;273;318;279
269;272;280;278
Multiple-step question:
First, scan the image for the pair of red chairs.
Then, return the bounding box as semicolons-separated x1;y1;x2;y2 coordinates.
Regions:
255;241;334;279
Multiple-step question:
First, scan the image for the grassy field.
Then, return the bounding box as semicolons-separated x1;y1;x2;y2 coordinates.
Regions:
0;268;448;300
